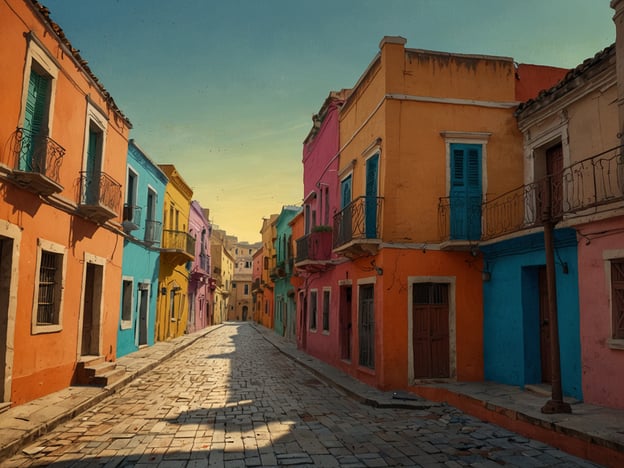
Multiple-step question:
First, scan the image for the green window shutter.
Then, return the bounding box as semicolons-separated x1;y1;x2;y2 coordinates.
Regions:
452;149;464;187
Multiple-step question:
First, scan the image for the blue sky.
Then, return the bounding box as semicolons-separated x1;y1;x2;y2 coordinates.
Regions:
42;0;615;242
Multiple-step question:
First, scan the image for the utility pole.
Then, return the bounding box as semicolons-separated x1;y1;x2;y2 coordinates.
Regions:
540;177;571;414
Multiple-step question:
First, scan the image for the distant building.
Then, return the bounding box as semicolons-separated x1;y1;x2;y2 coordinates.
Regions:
229;240;261;321
187;201;212;333
211;229;234;324
156;165;194;340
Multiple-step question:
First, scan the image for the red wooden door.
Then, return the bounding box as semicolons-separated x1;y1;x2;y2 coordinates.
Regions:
412;283;450;379
538;267;552;384
546;144;563;219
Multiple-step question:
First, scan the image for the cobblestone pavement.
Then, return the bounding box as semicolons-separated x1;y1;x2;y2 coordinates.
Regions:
3;323;600;467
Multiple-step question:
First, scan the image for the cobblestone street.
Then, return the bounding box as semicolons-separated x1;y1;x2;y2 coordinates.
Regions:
4;323;599;467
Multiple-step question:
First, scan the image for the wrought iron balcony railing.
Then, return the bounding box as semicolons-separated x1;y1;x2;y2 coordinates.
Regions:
144;219;162;245
482;145;624;240
122;204;142;231
78;171;122;222
296;230;333;263
10;127;65;194
333;196;383;249
162;229;195;257
438;196;483;242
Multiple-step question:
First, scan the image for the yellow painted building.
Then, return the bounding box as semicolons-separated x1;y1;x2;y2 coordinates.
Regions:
156;165;194;341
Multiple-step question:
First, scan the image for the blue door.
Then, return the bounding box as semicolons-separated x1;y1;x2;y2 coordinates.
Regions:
365;154;379;238
450;144;481;240
22;70;49;171
339;175;352;243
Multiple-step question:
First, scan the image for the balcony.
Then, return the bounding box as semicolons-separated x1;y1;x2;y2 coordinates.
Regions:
144;219;162;245
9;128;64;196
77;171;122;224
438;196;482;249
191;253;210;280
161;229;195;264
122;204;142;232
295;230;333;271
251;278;262;293
482;145;624;240
270;261;286;280
333;196;383;257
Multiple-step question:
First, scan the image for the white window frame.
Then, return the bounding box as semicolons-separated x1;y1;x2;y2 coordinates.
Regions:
604;249;624;350
440;132;490;200
82;101;108;173
20;35;59;136
32;238;67;334
309;289;318;331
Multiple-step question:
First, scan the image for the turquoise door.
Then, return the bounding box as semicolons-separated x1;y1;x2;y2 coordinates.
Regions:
450;144;481;240
365;154;379;238
22;70;49;171
85;128;101;205
339;175;352;243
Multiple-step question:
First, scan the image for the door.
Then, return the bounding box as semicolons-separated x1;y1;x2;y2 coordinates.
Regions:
339;285;352;360
0;237;12;402
538;267;552;383
300;292;307;350
339;175;353;243
365;154;379;238
22;70;49;171
81;263;103;356
137;285;149;346
85;126;102;205
412;283;450;378
358;284;375;369
450;144;482;240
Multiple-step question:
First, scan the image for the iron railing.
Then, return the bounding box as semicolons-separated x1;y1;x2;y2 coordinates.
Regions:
483;145;624;240
12;127;65;184
333;196;383;248
296;230;333;263
162;229;195;257
438;196;483;241
79;171;122;214
144;219;162;244
122;204;142;230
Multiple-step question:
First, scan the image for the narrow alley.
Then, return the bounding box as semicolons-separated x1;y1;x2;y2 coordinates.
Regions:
3;323;599;467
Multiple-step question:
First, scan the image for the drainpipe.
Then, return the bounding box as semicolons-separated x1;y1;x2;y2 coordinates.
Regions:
540;178;571;414
612;0;624;146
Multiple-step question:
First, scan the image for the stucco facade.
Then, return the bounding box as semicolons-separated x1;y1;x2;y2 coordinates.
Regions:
118;141;167;358
156;165;194;341
0;0;131;404
187;201;212;333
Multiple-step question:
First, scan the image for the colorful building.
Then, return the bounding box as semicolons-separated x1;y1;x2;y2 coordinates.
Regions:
324;37;566;392
251;247;264;323
0;0;131;404
156;165;194;341
257;215;278;329
187;201;212;333
272;206;301;339
210;228;234;324
230;241;261;321
118;141;167;357
483;34;620;406
295;91;350;357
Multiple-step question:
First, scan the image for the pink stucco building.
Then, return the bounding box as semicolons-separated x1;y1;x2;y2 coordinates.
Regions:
187;201;212;333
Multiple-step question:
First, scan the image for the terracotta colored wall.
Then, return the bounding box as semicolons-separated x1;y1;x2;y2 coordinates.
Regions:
1;1;129;405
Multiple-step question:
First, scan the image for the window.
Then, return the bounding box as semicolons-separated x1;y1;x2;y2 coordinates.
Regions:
322;289;330;332
169;290;176;321
612;260;624;340
121;278;133;326
309;290;318;330
359;284;375;369
244;284;249;295
32;239;66;333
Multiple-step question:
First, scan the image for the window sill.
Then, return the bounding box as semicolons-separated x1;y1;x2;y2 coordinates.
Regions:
32;323;62;334
322;330;330;336
309;328;317;333
607;338;624;350
357;365;376;376
120;320;132;330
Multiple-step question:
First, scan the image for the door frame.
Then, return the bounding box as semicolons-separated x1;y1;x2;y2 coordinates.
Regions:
407;276;457;384
77;252;106;358
0;222;20;403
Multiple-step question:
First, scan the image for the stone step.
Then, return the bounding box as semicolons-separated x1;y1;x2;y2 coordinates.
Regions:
90;368;126;387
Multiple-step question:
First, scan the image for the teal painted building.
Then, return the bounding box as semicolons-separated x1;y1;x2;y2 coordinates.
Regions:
481;229;582;400
117;140;168;357
273;206;301;340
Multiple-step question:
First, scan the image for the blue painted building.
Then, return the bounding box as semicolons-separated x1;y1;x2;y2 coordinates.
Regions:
272;206;301;340
117;140;168;357
481;229;582;400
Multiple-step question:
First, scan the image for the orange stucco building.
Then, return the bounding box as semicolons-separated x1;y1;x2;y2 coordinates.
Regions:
0;0;132;405
325;37;566;391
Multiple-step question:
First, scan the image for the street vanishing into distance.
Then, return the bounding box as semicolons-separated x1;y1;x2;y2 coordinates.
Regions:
4;323;599;467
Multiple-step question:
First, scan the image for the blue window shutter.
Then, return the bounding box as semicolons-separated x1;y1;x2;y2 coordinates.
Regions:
450;144;482;240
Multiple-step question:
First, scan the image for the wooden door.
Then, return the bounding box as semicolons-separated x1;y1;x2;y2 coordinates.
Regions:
538;267;552;383
412;283;450;378
546;144;563;219
339;285;352;361
365;154;379;238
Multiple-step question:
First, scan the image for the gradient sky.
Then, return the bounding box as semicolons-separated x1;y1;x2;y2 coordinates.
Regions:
41;0;615;242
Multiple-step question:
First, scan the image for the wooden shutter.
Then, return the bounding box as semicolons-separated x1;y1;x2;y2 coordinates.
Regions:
612;260;624;339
